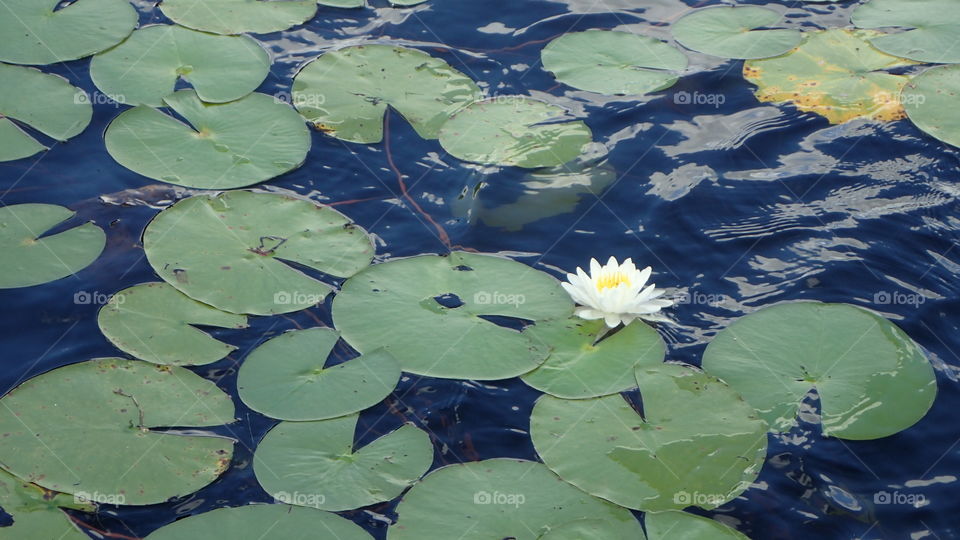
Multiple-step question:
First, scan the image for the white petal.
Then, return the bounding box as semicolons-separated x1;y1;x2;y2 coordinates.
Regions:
637;266;652;287
575;307;604;320
589;258;602;277
603;313;622;328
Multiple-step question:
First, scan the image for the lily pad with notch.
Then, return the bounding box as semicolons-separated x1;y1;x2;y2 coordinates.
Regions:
852;0;960;64
645;510;750;539
902;64;960;148
0;469;93;540
672;6;802;60
159;0;317;35
145;504;373;539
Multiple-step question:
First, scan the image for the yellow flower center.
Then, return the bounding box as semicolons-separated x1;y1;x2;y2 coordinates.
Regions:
595;271;631;292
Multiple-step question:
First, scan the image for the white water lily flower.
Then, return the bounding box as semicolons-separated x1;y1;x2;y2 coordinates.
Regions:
561;256;673;328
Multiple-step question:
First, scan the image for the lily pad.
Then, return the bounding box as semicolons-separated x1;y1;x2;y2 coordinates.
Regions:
743;29;915;124
645;510;750;539
0;469;93;540
437;98;593;168
0;64;92;162
701;302;937;440
319;0;363;7
903;64;960;148
143;190;374;316
520;318;665;399
292;45;481;144
388;459;645;540
0;358;236;505
254;415;433;511
541;30;687;95
145;504;373;540
0;204;105;289
104;90;311;189
237;328;400;420
97;282;248;366
0;0;136;65
672;7;802;60
852;0;960;64
90;25;270;107
159;0;317;35
530;363;767;511
332;252;574;380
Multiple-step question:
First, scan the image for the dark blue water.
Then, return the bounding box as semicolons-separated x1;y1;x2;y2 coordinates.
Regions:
2;0;959;538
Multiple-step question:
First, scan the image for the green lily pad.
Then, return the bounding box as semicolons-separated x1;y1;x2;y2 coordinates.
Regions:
97;282;248;366
852;0;960;64
144;190;374;316
520;318;665;399
145;504;373;540
388;459;645;539
90;25;270;107
332;252;574;380
0;204;105;289
0;358;236;505
254;415;433;511
0;469;93;540
0;64;92;162
237;328;400;420
903;64;960;148
0;0;136;65
536;519;635;540
437;98;593;168
292;45;481;144
701;302;937;440
645;510;750;539
159;0;317;35
743;29;915;124
530;363;767;511
672;7;802;60
104;90;311;189
540;30;687;95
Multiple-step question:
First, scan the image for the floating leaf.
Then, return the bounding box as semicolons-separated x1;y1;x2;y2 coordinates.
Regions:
332;252;573;380
159;0;317;35
520;318;665;399
701;302;937;440
0;358;235;505
438;98;593;168
254;415;432;511
104;90;310;189
0;469;93;540
145;504;373;539
292;45;481;144
645;510;750;539
0;204;105;289
903;64;960;148
97;282;248;366
536;519;635;540
0;64;92;162
0;0;136;65
90;25;270;107
238;328;400;420
144;191;374;316
540;30;687;95
743;29;915;124
389;459;645;539
318;0;363;7
530;363;767;511
852;0;960;64
672;7;801;60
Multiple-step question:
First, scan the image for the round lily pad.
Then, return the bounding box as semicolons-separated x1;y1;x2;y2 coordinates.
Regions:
540;30;687;95
238;328;400;420
388;459;644;540
743;29;915;124
0;204;105;289
143;190;374;316
645;510;749;539
530;363;768;511
97;282;248;366
520;317;665;399
0;469;93;540
672;7;802;60
0;0;136;65
145;504;373;540
701;302;937;440
0;358;236;505
319;0;363;6
437;98;593;168
332;252;574;380
254;415;433;511
90;25;270;107
104;89;310;189
0;64;92;162
292;45;481;144
852;0;960;64
159;0;318;35
903;64;960;148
